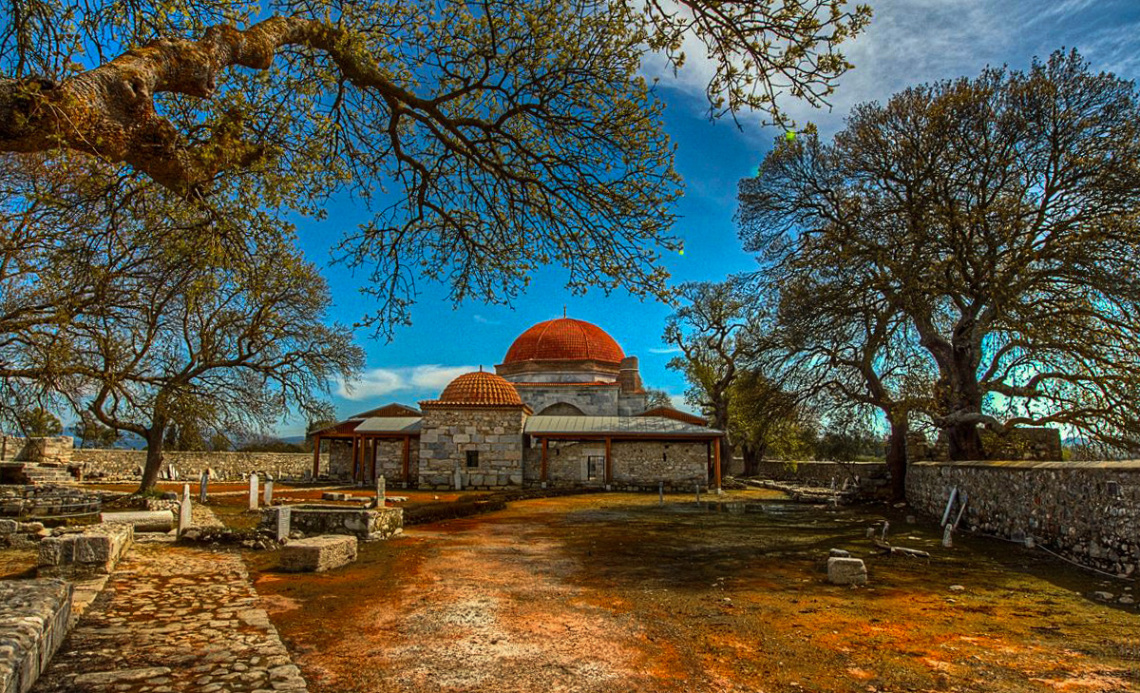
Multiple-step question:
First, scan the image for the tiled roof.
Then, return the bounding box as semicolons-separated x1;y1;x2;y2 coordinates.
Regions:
502;318;625;364
421;370;525;407
524;416;722;438
636;406;708;426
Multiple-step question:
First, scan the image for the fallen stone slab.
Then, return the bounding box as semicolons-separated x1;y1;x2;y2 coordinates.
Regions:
262;504;403;541
279;535;358;573
38;523;133;578
321;492;349;501
0;578;73;693
827;556;868;586
72;666;171;687
97;510;173;533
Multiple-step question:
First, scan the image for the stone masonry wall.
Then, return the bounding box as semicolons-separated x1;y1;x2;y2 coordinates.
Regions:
906;460;1140;577
0;437;73;464
418;407;525;489
523;439;709;491
73;449;328;482
516;386;620;416
326;439;419;483
752;460;889;485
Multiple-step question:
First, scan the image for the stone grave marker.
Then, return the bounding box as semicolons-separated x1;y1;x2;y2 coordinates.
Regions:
264;479;274;505
695;482;701;504
178;484;192;536
659;481;664;506
199;471;209;503
249;473;259;511
276;507;292;541
376;475;386;506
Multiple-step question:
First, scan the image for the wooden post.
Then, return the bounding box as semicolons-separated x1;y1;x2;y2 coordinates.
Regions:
402;436;411;482
604;437;612;486
713;437;722;494
311;435;321;480
540;438;549;483
369;438;378;482
351;436;360;483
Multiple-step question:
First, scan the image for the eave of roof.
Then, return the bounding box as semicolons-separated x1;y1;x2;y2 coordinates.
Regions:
523;415;723;438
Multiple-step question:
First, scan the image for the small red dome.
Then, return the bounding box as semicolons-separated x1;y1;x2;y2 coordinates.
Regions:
431;370;523;406
503;318;624;365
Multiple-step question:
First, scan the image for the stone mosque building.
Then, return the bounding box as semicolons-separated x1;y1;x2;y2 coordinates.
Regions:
311;317;725;491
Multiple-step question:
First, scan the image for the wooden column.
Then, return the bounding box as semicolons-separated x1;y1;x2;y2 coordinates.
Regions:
540;438;549;482
604;436;612;485
713;437;722;492
369;438;378;482
402;436;411;482
311;435;321;479
351;436;360;483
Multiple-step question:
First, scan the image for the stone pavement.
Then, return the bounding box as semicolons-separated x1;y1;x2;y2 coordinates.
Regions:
32;542;307;692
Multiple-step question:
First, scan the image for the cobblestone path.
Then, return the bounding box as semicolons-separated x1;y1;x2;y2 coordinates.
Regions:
33;543;307;693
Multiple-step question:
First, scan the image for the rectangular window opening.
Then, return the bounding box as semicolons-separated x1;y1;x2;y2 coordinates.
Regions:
466;450;479;468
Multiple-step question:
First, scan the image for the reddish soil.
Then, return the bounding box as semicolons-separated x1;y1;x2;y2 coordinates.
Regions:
249;492;1140;693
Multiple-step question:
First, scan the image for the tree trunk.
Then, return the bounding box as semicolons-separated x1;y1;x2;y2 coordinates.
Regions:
742;444;760;477
885;415;909;502
947;421;984;461
137;426;166;493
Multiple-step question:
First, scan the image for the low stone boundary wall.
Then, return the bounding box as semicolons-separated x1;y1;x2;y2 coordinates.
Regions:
752;460;889;487
72;450;328;482
0;578;73;693
261;505;403;541
906;460;1140;577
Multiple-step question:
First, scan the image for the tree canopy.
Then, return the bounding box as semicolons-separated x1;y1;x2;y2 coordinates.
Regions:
740;50;1140;460
0;0;870;330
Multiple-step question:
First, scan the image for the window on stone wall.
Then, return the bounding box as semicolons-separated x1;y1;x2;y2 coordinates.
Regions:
466;450;479;468
587;455;603;480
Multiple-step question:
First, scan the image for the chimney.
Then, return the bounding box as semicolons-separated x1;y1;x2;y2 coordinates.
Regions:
618;356;643;393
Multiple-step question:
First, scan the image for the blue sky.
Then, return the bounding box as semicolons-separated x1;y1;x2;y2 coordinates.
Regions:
285;0;1140;435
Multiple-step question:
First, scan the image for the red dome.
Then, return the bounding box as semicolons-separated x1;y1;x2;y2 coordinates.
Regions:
503;318;624;365
428;370;523;406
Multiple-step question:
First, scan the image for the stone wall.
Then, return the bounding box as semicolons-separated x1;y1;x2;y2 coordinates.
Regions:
752;460;889;486
325;439;420;483
72;449;327;482
906;459;1140;577
610;440;707;490
0;437;73;464
515;385;621;416
523;439;710;491
418;407;526;489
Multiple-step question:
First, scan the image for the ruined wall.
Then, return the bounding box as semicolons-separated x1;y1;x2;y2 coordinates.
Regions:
72;449;327;481
418;408;525;489
0;436;73;464
906;460;1140;577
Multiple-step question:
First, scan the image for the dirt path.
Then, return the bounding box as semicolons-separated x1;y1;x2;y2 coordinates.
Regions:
253;492;1140;693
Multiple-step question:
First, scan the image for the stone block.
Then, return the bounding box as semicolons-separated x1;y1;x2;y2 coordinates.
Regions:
0;519;17;535
98;510;173;532
279;535;358;572
38;523;133;578
827;557;868;585
0;579;73;693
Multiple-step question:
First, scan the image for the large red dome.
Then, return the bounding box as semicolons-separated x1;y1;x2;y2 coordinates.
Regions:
503;318;624;365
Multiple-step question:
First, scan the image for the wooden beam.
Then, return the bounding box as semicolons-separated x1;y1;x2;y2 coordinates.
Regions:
713;437;722;492
402;435;411;482
541;437;548;482
604;436;612;485
312;435;321;479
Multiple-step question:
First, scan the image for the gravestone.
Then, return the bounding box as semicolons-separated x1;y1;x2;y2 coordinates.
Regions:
199;471;209;503
376;475;386;506
453;468;463;490
827;557;868;585
276;507;292;542
264;480;274;506
659;481;664;506
178;484;192;536
249;473;259;511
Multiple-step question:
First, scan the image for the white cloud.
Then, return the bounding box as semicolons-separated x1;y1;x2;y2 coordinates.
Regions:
338;364;478;401
473;314;501;325
645;0;1139;141
648;346;683;355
